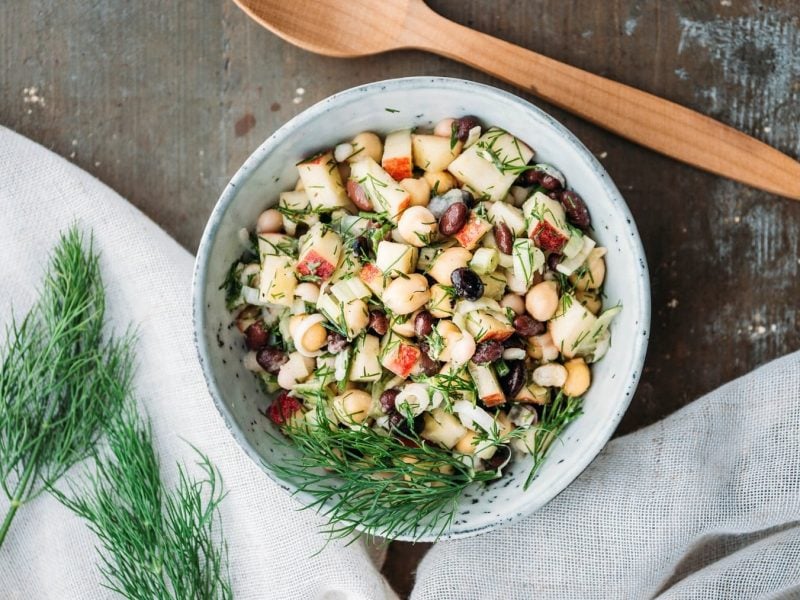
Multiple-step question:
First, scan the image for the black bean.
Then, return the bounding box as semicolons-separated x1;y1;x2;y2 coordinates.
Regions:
547;252;562;272
561;190;592;230
451;267;484;300
380;388;400;413
456;115;481;142
500;361;526;398
327;331;348;353
459;189;476;208
414;310;434;338
351;235;371;259
503;334;526;349
472;340;504;364
514;314;546;337
256;346;288;374
368;310;389;336
439;202;468;236
244;321;270;351
494;222;513;255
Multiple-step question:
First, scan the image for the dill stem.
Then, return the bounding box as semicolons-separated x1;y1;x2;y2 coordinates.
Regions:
0;445;39;547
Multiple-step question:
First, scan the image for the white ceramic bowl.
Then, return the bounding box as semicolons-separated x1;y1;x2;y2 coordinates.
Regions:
193;77;650;541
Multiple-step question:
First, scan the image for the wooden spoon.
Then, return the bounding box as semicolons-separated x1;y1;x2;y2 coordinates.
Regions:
234;0;800;201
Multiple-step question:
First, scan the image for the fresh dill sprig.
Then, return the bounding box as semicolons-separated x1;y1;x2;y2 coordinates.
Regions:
0;228;132;547
522;392;583;489
268;406;496;542
53;404;232;600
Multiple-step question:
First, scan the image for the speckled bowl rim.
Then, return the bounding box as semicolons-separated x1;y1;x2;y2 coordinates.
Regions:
193;76;650;542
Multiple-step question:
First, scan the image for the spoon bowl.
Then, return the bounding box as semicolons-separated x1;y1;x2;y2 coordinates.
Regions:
235;0;800;201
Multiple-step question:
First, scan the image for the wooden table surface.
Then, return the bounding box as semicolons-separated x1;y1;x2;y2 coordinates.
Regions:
2;1;799;596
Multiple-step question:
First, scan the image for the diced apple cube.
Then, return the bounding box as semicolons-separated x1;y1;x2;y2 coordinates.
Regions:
380;333;421;379
296;151;349;209
375;241;418;277
349;158;412;221
296;223;342;281
330;278;371;303
464;310;515;343
411;134;461;172
548;297;597;359
359;262;386;297
523;191;571;252
350;334;382;382
447;128;534;202
454;212;492;250
421;408;467;449
467;363;506;407
382;129;414;181
259;255;297;307
488;201;526;236
279;191;319;236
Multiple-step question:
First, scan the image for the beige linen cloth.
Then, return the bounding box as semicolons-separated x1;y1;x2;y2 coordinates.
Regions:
1;126;799;599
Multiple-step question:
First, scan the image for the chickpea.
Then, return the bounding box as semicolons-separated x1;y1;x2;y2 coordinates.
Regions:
301;323;327;352
391;311;418;337
528;332;560;362
526;281;559;321
400;177;431;207
423;170;456;194
500;293;525;315
428;247;473;285
532;363;568;388
350;132;383;163
571;248;607;291
576;289;602;314
434;118;457;137
397;206;438;248
333;389;372;425
383;274;431;315
256;208;283;234
455;430;478;454
427;283;455;318
294;282;320;305
563;358;591;397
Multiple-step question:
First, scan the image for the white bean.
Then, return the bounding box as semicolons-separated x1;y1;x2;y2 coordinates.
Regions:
532;363;568;387
526;281;559;321
500;293;525;315
433;118;457;137
450;333;477;365
383;274;430;315
397;206;437;247
334;142;354;163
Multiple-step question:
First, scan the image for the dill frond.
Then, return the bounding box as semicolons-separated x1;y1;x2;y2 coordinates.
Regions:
0;228;132;547
53;406;232;600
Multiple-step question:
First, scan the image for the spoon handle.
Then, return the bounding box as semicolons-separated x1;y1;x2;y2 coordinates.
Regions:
409;5;800;201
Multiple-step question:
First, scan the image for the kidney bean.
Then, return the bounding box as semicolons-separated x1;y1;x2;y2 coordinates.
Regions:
500;361;526;398
515;168;540;187
368;310;389;336
256;345;288;374
439;202;468;236
514;314;546;337
417;350;440;376
561;190;592;230
456;115;481;142
472;340;504;364
244;321;270;351
346;179;373;211
414;310;434;338
380;388;400;413
327;331;348;353
484;444;512;472
451;267;484;300
540;173;562;191
494;222;513;255
547;252;562;272
503;334;526;349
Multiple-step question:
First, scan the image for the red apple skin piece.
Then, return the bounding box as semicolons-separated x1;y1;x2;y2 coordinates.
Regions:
382;157;413;182
387;344;421;378
481;392;507;408
453;213;489;249
297;250;336;280
360;262;381;285
346;179;373;211
531;220;568;253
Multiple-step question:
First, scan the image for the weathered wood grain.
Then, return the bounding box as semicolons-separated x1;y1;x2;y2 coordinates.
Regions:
1;1;798;597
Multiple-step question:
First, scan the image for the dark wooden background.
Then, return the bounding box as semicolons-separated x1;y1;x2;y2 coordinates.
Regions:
2;1;798;596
